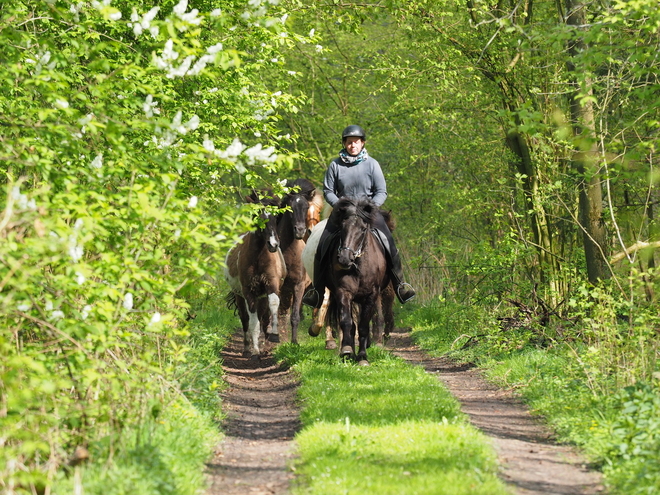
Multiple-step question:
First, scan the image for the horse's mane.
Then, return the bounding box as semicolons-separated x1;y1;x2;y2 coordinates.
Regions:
247;188;280;207
330;198;378;225
283;178;316;205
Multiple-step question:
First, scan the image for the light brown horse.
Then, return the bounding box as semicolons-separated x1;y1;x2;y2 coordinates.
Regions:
224;191;286;359
277;178;317;344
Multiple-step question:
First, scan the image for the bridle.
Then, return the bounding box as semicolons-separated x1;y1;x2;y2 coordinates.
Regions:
337;213;369;261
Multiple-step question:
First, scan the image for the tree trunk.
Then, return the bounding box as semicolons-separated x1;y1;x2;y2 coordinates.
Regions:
564;0;609;283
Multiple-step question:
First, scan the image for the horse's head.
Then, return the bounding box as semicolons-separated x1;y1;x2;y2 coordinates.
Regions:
305;187;325;240
282;178;317;240
247;189;281;253
332;198;377;270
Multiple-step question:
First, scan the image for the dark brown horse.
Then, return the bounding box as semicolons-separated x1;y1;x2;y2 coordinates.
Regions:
304;212;396;350
277;178;317;344
324;198;390;365
224;191;286;359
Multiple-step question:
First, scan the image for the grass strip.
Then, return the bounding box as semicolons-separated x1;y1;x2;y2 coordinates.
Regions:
275;336;511;495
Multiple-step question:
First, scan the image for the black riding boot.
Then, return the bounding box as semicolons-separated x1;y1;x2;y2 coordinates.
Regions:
389;250;416;303
302;249;324;308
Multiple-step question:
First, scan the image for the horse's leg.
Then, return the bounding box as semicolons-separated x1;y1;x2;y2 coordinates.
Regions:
382;282;396;342
337;292;356;360
235;295;251;357
309;287;331;337
371;293;384;346
246;307;261;359
289;282;304;345
325;323;337;350
277;284;292;345
357;299;377;366
266;292;281;343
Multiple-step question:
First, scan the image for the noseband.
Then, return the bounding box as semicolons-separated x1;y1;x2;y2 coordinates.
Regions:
337;213;369;261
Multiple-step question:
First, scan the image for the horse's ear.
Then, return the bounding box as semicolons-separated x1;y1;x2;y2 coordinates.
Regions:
304;188;316;201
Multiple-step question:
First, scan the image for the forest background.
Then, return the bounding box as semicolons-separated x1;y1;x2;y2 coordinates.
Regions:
1;0;660;493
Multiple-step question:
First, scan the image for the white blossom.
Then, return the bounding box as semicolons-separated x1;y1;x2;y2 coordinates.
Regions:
215;138;245;161
210;8;222;16
50;310;65;320
17;303;30;312
150;312;161;324
55;99;69;109
207;43;223;54
81;305;92;320
203;138;215;152
109;11;122;21
167;56;194;78
173;0;188;15
315;44;323;52
162;39;179;61
45;301;53;311
69;244;84;263
143;94;160;117
309;28;315;37
186;115;200;130
188;196;198;208
11;186;29;210
75;272;86;285
179;9;201;25
174;229;181;239
90;154;103;169
123;292;134;310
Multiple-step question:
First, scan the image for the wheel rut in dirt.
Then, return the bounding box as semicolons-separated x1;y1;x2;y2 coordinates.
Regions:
386;329;605;495
205;329;300;495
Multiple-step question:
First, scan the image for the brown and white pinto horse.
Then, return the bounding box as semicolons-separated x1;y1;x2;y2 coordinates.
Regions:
277;178;317;344
224;191;286;359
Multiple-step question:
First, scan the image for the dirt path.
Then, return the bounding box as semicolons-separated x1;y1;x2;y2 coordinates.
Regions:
205;327;606;495
204;331;300;495
386;329;605;495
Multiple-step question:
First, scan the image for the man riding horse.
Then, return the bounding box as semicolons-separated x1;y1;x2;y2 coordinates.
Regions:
302;125;416;308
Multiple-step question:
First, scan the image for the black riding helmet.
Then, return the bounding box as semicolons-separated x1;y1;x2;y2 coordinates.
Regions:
341;125;366;142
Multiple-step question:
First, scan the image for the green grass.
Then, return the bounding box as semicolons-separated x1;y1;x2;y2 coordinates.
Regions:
52;399;220;495
275;335;511;495
401;302;660;495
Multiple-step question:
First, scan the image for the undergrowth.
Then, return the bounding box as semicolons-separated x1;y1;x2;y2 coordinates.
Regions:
46;291;231;495
401;300;660;495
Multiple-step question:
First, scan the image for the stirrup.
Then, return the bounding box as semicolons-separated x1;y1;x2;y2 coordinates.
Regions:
302;288;322;308
396;283;416;303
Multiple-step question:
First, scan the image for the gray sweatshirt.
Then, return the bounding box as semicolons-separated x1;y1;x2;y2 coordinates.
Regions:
323;155;388;207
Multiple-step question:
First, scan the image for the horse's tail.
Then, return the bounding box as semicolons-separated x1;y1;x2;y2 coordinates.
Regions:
225;291;239;315
381;209;396;231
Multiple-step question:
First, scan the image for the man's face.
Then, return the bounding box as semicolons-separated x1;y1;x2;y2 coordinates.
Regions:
344;137;365;156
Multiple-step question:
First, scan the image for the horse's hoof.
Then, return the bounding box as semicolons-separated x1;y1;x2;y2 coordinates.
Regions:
325;340;337;350
358;359;370;366
340;346;355;361
308;324;321;337
267;333;280;343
